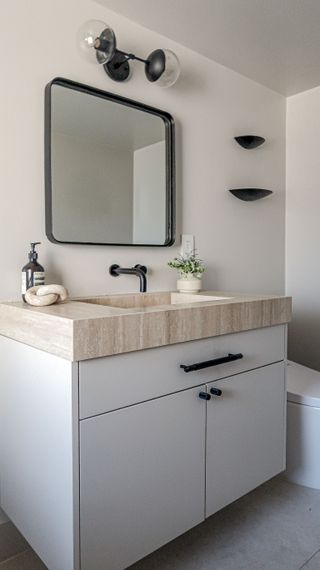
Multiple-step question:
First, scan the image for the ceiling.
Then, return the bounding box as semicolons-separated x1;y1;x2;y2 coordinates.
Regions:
96;0;320;96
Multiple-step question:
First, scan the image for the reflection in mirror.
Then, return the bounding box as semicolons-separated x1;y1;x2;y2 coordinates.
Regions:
45;79;175;246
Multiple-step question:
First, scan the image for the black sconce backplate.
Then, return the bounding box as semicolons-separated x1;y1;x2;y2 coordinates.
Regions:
104;51;131;81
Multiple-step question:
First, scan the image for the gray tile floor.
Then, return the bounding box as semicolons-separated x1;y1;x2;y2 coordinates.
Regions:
1;475;320;569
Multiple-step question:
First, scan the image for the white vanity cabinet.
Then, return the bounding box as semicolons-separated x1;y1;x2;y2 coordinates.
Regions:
206;362;286;518
80;387;206;570
0;324;287;570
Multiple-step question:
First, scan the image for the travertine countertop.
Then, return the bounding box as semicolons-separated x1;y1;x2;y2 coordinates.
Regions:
0;291;292;361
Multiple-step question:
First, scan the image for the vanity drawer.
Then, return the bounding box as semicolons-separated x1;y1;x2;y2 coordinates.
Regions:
79;325;286;419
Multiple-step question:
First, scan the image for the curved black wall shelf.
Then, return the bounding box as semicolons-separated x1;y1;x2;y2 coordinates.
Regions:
234;135;265;149
229;188;273;202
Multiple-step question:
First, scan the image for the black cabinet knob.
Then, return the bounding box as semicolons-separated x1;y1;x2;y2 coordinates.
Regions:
210;387;222;396
199;391;211;401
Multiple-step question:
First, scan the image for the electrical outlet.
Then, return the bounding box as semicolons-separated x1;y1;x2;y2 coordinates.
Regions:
181;234;195;257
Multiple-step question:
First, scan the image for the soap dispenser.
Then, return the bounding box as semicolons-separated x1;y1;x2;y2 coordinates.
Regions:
22;242;45;302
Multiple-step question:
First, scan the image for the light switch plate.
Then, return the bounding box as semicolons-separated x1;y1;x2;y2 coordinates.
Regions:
181;234;195;257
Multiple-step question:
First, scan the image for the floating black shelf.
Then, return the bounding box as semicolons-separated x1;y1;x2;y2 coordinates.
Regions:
234;135;265;149
229;188;273;202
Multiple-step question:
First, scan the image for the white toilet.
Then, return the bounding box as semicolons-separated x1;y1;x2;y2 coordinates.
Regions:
286;360;320;489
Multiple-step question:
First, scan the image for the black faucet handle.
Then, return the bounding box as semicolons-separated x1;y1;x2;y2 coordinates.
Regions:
134;264;147;274
109;264;120;276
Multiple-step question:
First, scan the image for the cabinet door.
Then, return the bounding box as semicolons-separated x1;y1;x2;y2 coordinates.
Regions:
80;387;206;570
206;362;286;518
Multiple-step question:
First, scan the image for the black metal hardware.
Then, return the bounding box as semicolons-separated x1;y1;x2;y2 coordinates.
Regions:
180;353;243;373
103;47;166;85
109;264;148;292
198;391;211;401
210;387;222;396
145;50;166;82
104;51;131;82
134;264;147;274
229;188;273;202
234;135;265;149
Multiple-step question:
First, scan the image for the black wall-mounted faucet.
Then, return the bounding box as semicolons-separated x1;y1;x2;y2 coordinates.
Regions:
109;264;148;293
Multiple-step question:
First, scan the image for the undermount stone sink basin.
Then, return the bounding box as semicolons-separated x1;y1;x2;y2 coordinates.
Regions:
79;292;233;310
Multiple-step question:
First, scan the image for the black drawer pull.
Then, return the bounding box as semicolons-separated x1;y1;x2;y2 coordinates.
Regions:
199;391;211;401
210;387;222;396
180;353;243;373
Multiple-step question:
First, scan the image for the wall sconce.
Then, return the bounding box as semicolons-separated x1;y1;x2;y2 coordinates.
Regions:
77;20;181;87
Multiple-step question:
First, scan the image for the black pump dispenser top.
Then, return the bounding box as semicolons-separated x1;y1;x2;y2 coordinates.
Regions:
29;242;41;262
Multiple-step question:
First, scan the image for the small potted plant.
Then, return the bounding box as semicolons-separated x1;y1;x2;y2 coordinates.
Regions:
168;251;205;293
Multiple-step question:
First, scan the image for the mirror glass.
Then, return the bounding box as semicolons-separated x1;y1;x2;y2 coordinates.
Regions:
45;79;175;246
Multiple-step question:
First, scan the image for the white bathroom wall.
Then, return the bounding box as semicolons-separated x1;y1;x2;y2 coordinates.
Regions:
0;0;286;302
286;86;320;370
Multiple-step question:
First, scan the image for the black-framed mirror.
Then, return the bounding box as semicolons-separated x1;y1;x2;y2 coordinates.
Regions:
45;78;175;246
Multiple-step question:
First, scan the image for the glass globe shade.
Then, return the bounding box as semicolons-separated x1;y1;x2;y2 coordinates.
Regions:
146;49;180;87
77;20;116;65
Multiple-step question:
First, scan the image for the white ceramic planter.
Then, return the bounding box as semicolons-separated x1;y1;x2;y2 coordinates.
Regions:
176;275;202;293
